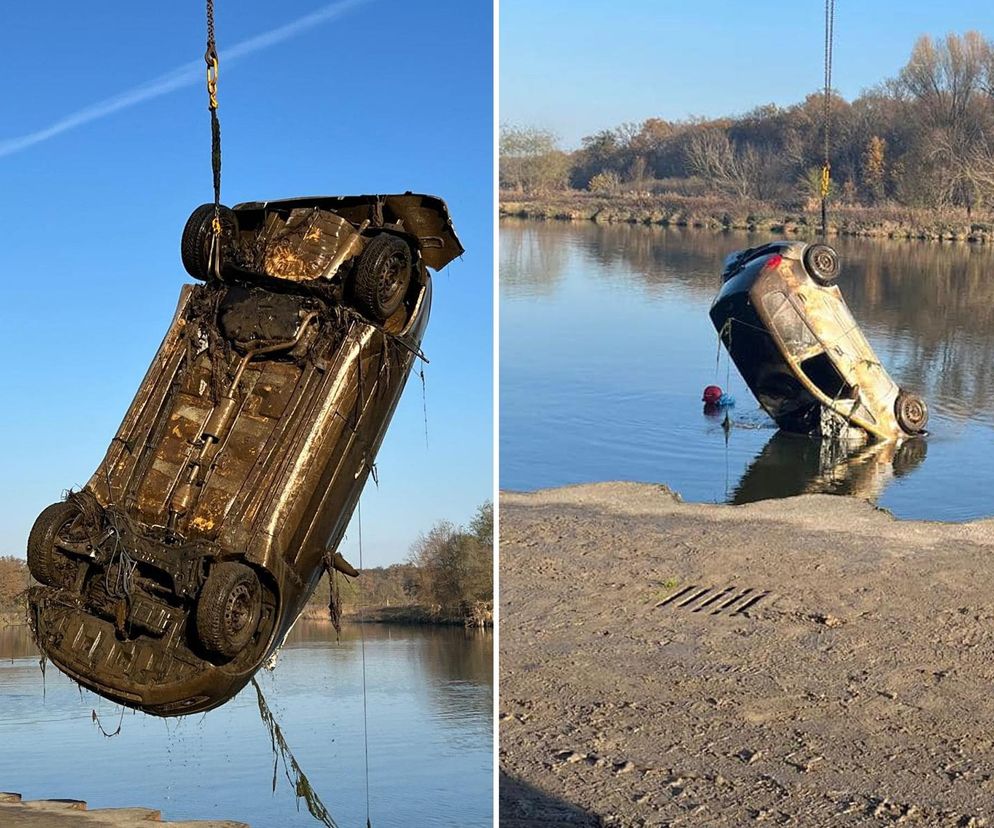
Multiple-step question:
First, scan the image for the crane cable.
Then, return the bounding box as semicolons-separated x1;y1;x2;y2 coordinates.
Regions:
357;499;372;828
820;0;835;237
205;0;223;278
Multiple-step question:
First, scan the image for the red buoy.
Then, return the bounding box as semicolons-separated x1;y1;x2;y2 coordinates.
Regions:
702;385;723;404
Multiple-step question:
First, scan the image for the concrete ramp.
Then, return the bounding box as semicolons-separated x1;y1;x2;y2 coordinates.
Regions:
0;793;247;827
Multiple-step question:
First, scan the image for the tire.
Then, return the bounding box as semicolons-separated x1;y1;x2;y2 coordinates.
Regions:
803;243;840;285
195;562;263;659
352;234;412;322
181;203;238;281
895;391;929;435
27;501;82;588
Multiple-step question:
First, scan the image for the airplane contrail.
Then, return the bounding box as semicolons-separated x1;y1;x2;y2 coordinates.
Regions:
0;0;370;159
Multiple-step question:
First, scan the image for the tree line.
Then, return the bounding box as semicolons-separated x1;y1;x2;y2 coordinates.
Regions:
312;501;494;626
0;556;29;618
501;32;994;216
0;502;494;628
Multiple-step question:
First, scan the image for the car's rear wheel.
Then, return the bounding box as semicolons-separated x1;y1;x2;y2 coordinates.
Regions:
352;234;412;322
28;501;83;588
196;562;262;659
895;390;929;434
803;243;840;285
181;203;238;281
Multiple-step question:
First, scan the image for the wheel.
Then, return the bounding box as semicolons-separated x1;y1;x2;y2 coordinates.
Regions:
27;501;83;588
181;203;238;281
352;234;412;322
895;390;929;434
803;243;840;285
195;562;262;658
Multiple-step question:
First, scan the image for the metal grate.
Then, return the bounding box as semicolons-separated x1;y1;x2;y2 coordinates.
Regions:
656;585;769;616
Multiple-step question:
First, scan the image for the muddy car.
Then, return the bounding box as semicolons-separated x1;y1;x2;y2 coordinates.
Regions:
710;241;928;442
27;193;462;716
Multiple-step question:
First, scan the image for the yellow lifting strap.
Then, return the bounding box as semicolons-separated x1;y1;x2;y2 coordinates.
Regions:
207;55;219;112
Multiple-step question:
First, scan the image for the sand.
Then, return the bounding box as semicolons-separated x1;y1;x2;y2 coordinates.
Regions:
499;483;994;827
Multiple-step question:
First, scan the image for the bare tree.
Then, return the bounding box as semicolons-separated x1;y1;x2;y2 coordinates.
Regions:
499;125;570;194
685;130;785;200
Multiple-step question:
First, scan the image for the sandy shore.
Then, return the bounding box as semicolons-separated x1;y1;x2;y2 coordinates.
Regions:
499;483;994;827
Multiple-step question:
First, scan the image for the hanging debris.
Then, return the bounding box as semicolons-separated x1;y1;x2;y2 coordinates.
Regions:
710;241;928;442
252;678;339;828
27;194;462;716
322;550;359;637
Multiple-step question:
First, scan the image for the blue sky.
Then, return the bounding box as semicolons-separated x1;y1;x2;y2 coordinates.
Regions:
0;0;492;567
501;0;994;147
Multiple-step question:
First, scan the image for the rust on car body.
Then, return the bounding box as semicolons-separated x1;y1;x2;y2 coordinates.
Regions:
27;193;462;716
710;241;928;442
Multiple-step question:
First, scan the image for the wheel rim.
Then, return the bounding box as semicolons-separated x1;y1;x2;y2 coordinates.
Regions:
50;545;79;586
809;246;838;280
224;582;256;637
898;394;927;431
377;253;407;308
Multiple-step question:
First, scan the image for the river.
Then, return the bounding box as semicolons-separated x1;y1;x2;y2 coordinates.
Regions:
500;218;994;521
0;620;492;827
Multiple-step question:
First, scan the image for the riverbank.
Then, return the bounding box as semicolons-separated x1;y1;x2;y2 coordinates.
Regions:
500;191;994;242
500;482;994;827
300;602;494;628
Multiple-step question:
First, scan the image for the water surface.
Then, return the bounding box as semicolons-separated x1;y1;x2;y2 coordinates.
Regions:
500;219;994;521
0;621;492;827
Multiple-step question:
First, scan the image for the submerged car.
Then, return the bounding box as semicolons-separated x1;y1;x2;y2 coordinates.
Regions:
710;241;928;442
27;193;462;716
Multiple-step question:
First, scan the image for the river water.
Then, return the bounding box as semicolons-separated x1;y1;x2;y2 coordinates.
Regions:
0;621;492;827
500;218;994;522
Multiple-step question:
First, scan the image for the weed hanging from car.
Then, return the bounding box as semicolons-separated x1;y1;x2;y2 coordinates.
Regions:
252;677;339;828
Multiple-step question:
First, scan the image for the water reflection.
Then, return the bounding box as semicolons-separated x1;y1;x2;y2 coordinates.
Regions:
0;622;35;661
500;219;994;521
732;432;928;504
0;621;492;828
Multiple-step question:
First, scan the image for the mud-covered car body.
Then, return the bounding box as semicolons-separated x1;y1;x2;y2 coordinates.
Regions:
28;193;461;716
710;241;927;442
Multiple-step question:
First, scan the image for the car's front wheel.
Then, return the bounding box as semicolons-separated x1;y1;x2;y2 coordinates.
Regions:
27;501;84;588
352;234;412;322
195;562;262;659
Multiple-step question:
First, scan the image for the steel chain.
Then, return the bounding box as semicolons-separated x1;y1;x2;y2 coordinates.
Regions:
206;0;223;277
820;0;835;230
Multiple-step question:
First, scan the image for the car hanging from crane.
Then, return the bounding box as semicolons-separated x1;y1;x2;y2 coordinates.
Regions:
27;193;463;716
